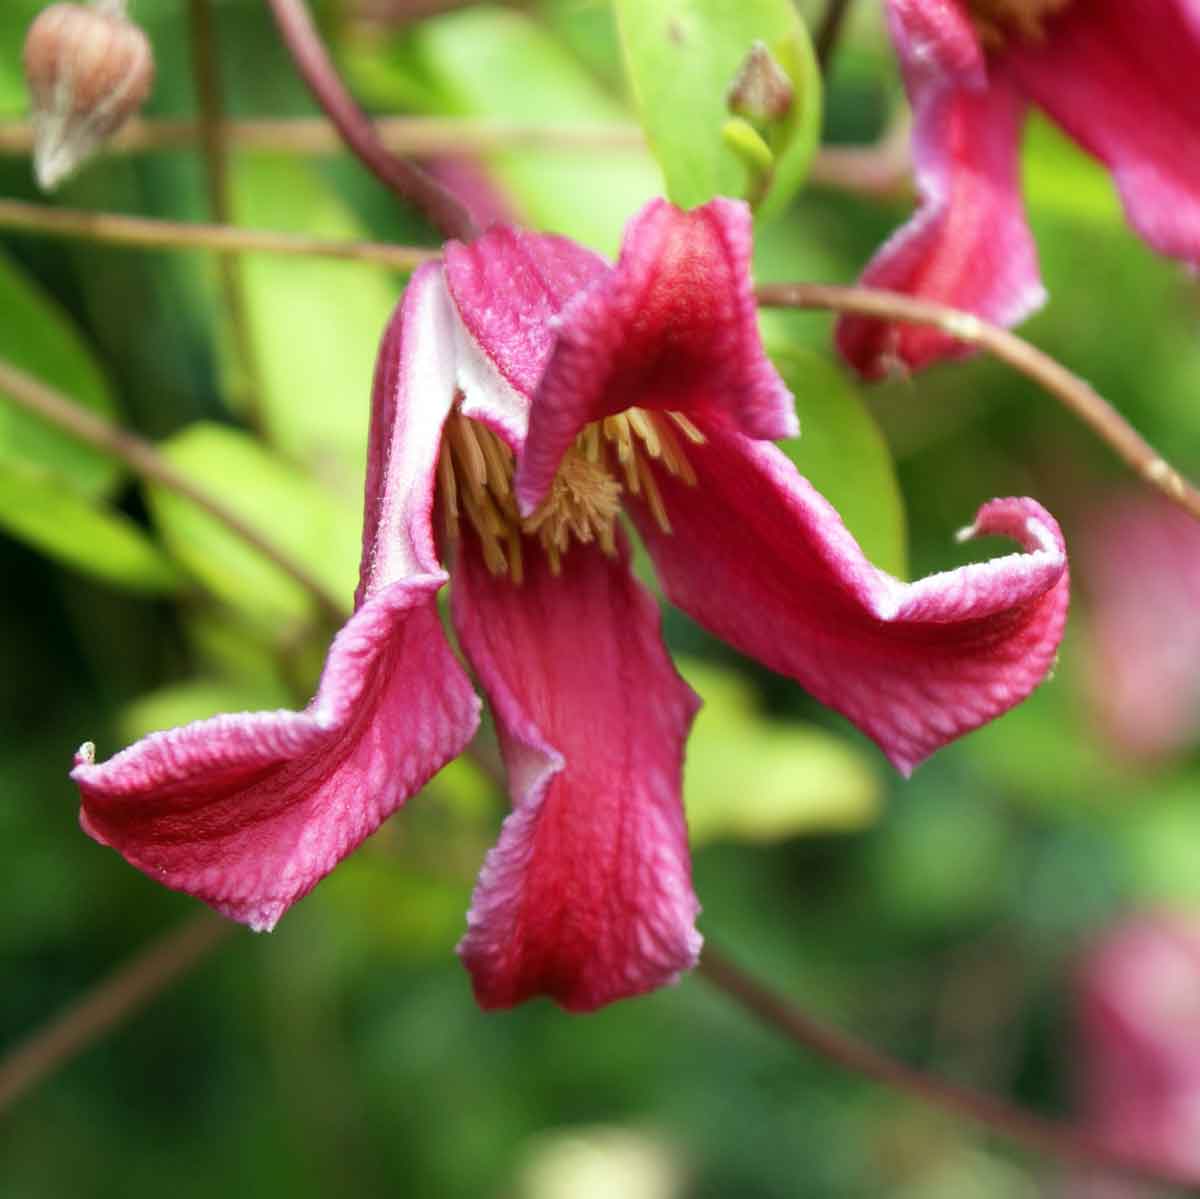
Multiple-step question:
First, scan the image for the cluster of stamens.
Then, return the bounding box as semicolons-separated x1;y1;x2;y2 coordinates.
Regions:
437;407;705;582
966;0;1073;46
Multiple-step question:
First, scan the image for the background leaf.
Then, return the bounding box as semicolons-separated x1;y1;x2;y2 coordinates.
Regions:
614;0;820;216
146;422;359;625
771;345;908;578
0;463;180;593
0;248;120;495
680;656;881;846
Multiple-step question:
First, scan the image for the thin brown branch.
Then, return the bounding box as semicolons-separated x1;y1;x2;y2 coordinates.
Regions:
0;357;349;622
264;0;477;241
0;116;911;199
756;281;1200;522
698;943;1200;1193
0;913;230;1115
0;116;646;157
0;197;437;269
188;0;266;433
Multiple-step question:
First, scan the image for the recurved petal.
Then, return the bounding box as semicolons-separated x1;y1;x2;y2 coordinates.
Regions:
886;0;987;90
75;264;481;928
452;528;701;1012
1005;0;1200;267
836;72;1044;379
630;428;1068;775
443;224;609;448
515;197;796;515
75;579;480;930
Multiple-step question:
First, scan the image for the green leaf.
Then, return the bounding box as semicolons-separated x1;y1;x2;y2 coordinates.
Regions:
679;657;881;846
410;7;660;254
0;463;180;593
118;676;294;744
0;248;120;496
770;346;908;578
146;422;359;625
1022;115;1120;226
230;155;400;500
614;0;820;216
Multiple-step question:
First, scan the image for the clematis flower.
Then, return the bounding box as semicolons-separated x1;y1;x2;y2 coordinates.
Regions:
72;197;1069;1012
837;0;1200;378
1080;493;1200;763
1075;912;1200;1192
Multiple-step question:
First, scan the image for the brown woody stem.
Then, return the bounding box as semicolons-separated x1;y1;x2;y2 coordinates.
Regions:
0;357;349;622
263;0;477;241
756;281;1200;522
698;943;1200;1193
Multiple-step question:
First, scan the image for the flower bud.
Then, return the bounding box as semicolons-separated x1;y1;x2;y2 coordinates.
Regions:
726;41;794;125
23;1;154;191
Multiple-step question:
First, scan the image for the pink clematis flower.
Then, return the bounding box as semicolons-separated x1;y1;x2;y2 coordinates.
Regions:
72;197;1069;1012
1075;913;1200;1192
837;0;1200;378
1081;493;1200;763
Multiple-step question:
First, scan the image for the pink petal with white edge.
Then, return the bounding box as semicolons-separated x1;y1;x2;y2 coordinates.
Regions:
885;0;987;91
836;71;1044;379
74;265;480;929
630;428;1068;775
443;224;608;448
452;528;701;1012
1005;0;1200;266
515;197;796;514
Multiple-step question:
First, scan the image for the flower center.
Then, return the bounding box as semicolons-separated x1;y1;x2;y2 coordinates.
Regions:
965;0;1073;46
437;407;705;582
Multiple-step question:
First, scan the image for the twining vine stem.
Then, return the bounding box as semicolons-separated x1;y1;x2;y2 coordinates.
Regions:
0;913;230;1116
0;357;349;624
697;945;1200;1194
263;0;478;242
0;198;1189;523
755;281;1200;521
1;909;1194;1191
0;117;909;196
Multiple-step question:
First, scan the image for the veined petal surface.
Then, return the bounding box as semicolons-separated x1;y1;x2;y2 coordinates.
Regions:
452;529;701;1012
75;265;480;928
631;427;1068;775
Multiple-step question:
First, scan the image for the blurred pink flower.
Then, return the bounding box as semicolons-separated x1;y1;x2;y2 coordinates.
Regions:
72;198;1069;1012
1076;913;1200;1189
838;0;1200;378
1082;493;1200;762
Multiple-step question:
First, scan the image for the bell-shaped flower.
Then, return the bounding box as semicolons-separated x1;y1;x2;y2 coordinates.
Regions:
73;197;1069;1012
1075;913;1200;1190
1080;493;1200;763
837;0;1200;377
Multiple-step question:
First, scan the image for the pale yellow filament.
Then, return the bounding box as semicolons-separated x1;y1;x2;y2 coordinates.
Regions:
966;0;1073;46
437;407;705;581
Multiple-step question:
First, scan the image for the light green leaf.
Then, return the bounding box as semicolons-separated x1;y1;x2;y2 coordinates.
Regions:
680;656;880;846
614;0;821;216
146;422;359;625
1022;115;1120;226
0;248;120;496
770;346;908;578
0;463;180;592
412;7;660;254
231;155;400;500
118;676;294;744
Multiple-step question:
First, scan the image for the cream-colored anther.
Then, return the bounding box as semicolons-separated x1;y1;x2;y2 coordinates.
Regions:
437;407;706;581
966;0;1073;45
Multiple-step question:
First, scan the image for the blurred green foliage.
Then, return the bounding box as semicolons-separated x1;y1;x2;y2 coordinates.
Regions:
3;2;1200;1197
